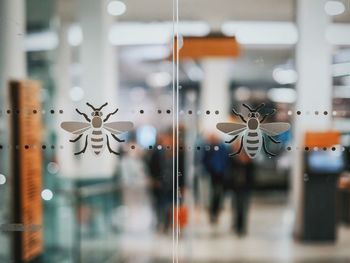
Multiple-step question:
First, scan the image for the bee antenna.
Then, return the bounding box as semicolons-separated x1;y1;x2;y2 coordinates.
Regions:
97;102;108;111
86;102;97;111
242;104;254;112
254;103;265;112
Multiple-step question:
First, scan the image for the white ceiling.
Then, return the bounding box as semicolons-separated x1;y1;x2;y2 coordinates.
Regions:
27;0;350;85
52;0;350;24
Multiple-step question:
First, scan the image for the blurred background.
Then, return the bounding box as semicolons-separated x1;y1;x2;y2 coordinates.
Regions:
1;0;350;262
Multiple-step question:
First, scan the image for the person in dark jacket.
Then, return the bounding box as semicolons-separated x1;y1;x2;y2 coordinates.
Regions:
148;132;173;232
202;134;229;224
229;148;254;236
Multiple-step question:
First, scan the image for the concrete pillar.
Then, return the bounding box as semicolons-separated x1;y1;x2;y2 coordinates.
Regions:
293;0;332;237
75;0;118;178
200;59;230;135
79;0;117;104
0;0;26;258
0;0;26;92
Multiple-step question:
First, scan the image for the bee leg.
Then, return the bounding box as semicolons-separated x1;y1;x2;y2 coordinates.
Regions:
103;109;119;122
267;135;281;144
232;109;247;123
260;109;276;123
225;135;239;144
76;109;91;122
74;135;88;155
262;137;276;157
229;136;244;157
70;134;83;142
111;133;125;143
106;135;120;155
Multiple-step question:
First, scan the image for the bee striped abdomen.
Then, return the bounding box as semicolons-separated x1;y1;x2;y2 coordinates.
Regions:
244;130;262;158
91;129;104;155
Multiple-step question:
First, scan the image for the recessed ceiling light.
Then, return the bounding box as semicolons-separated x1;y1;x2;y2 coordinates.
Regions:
273;68;298;85
67;24;83;46
146;72;172;88
107;1;126;16
221;21;298;45
267;88;297;103
325;1;345;16
69;86;84;102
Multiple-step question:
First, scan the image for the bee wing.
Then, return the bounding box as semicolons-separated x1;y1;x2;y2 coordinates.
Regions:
60;122;91;134
260;122;291;136
216;122;246;136
104;121;134;134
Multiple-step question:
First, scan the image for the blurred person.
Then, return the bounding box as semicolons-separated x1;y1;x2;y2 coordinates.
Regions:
228;142;255;236
148;131;174;233
174;125;188;230
202;134;229;224
177;125;187;197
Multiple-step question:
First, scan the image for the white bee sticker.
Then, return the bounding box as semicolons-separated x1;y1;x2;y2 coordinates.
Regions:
61;103;134;156
216;103;291;158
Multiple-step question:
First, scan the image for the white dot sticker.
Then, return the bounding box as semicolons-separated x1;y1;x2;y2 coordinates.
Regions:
47;162;59;174
41;189;53;201
0;174;6;185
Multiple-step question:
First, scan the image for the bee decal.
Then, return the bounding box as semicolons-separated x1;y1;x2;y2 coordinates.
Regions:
61;102;134;156
216;103;290;158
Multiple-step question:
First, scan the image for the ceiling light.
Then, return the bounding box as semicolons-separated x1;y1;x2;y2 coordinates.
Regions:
325;1;345;16
67;24;83;46
25;31;58;51
107;1;126;16
146;72;172;88
273;68;298;84
69;86;84;101
221;21;298;45
120;46;171;61
109;21;210;46
267;88;296;103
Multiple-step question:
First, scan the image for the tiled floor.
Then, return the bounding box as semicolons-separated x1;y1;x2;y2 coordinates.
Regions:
101;193;350;263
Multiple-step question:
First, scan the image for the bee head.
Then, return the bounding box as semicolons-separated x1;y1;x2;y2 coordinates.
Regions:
86;102;108;117
91;111;103;117
248;112;260;118
243;103;265;117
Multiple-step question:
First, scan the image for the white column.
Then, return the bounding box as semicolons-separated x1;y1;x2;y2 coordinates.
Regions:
54;18;77;177
79;0;117;103
0;0;26;180
0;0;26;104
293;0;332;237
0;0;26;253
76;0;118;178
200;59;230;134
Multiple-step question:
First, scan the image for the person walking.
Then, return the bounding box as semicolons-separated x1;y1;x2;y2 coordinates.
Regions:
202;134;229;224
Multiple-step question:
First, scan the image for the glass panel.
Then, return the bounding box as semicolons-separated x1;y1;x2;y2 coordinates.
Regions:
177;0;350;262
0;0;176;262
1;0;350;262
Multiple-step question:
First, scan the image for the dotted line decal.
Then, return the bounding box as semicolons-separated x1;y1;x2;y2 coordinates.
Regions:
0;144;346;153
0;109;343;116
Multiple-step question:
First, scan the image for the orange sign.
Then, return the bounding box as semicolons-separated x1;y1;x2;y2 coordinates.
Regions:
304;131;340;148
171;35;240;60
10;80;43;262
